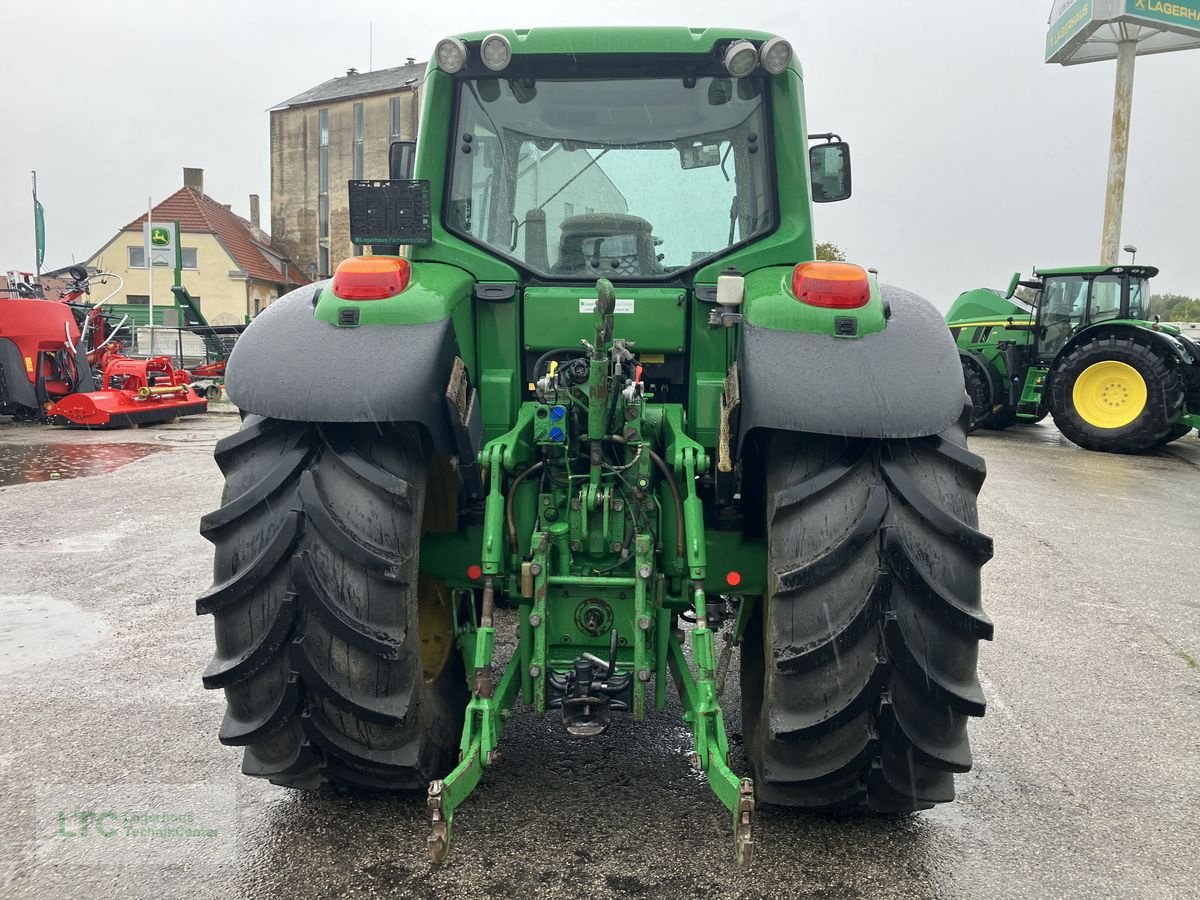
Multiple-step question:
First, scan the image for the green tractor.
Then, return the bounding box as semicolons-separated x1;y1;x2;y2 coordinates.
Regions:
198;28;993;864
947;265;1200;452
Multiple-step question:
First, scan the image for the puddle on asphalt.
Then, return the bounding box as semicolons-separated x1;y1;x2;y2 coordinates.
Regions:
0;595;111;675
0;443;164;486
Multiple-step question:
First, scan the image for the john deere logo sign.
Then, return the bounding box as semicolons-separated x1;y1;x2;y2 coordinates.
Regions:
143;221;176;266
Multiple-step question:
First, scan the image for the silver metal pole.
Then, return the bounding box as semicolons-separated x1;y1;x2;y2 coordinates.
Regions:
147;196;154;356
32;171;40;280
1101;40;1137;265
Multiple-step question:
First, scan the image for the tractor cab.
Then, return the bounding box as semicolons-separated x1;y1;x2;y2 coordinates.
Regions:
1031;265;1159;362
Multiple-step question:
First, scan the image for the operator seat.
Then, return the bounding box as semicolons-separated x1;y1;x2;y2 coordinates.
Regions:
552;213;664;277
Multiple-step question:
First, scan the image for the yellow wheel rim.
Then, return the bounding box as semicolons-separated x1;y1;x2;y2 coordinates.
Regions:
1072;360;1147;429
417;573;454;682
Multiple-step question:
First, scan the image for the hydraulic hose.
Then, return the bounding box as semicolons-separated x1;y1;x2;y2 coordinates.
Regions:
505;462;545;552
531;347;587;380
647;447;686;560
609;434;684;559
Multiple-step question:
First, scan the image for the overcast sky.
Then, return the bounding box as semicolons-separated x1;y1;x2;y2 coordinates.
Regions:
3;0;1198;307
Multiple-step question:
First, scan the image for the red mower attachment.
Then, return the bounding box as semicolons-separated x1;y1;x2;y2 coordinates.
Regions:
47;355;207;428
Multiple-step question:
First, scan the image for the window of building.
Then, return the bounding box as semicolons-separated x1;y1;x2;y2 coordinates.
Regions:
353;102;364;180
126;294;149;305
128;246;197;268
390;97;403;138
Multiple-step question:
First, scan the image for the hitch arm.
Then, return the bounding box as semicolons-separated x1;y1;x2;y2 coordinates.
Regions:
668;622;754;866
427;647;521;863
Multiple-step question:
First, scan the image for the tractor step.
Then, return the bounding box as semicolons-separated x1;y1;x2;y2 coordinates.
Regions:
1017;366;1050;410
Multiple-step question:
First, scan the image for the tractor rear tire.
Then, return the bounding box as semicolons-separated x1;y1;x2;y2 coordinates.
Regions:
198;415;467;790
961;358;1013;431
743;410;993;812
1156;423;1194;445
1050;336;1185;453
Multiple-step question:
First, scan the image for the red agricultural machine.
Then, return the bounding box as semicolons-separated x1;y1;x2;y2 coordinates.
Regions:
0;267;207;427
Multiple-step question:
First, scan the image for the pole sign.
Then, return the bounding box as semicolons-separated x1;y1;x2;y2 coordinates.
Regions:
1125;0;1200;29
143;222;176;266
34;200;45;268
1047;0;1095;61
1048;0;1200;63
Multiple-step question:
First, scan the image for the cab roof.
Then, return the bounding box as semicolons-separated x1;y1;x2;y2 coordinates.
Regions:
1033;264;1159;278
444;27;801;75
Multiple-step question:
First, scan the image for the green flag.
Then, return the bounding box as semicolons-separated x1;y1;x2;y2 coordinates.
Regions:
34;199;45;268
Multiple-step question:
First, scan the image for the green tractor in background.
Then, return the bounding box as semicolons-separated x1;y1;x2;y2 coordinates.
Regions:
198;28;993;864
947;265;1200;452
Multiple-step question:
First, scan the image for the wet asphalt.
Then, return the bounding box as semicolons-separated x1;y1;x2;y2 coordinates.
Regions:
0;415;1197;899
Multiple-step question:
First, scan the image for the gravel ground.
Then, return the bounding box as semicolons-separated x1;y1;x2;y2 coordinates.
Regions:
0;415;1197;899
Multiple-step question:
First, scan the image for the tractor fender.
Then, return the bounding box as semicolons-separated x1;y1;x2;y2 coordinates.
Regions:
959;348;1000;404
1171;332;1200;366
0;337;38;410
737;284;965;445
224;282;462;453
1057;323;1194;367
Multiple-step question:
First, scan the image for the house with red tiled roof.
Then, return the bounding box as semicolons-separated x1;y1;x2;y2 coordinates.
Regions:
86;168;307;327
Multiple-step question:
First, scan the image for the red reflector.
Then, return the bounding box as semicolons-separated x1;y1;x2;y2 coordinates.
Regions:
725;571;742;587
331;257;411;300
790;261;870;309
467;564;483;581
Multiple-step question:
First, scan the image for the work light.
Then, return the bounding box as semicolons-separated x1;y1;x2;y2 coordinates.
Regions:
480;33;512;71
723;40;758;78
435;37;468;73
759;37;793;75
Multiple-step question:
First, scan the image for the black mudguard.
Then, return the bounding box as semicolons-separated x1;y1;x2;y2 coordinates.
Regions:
0;338;38;410
1176;332;1200;366
959;348;1000;406
737;284;965;445
224;284;461;453
1059;322;1195;366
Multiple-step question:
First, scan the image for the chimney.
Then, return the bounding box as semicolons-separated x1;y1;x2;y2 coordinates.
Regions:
346;67;358;76
249;194;262;240
406;57;415;65
183;167;204;194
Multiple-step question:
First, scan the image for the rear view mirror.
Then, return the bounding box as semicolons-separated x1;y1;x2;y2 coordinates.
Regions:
389;141;416;180
809;141;852;203
1005;272;1021;299
679;143;722;170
